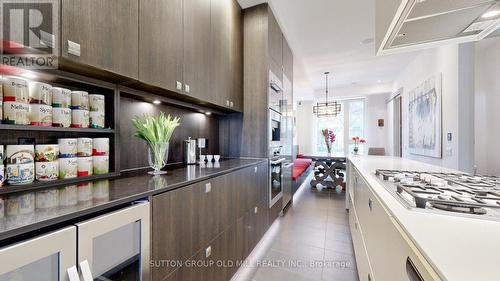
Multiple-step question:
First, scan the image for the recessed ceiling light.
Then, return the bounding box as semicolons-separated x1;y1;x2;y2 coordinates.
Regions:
20;72;38;79
360;38;374;45
205;112;212;115
482;10;500;19
152;100;161;105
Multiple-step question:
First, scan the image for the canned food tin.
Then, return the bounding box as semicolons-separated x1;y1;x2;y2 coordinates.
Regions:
71;109;90;128
51;87;71;108
52;107;71;127
29;104;52;126
93;180;109;201
93;155;109;175
77;157;93;177
71;91;89;110
35;189;59;209
59;157;77;179
3;76;29;103
35;161;59;181
89;111;105;129
92;138;109;156
77;138;93;157
35;144;59;162
6;163;35;185
89;94;105;112
28;81;52;105
59;185;77;207
58;138;77;158
3;102;29;125
77;182;93;202
6;145;34;164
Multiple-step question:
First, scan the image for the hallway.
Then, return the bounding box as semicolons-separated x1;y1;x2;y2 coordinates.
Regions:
233;176;359;281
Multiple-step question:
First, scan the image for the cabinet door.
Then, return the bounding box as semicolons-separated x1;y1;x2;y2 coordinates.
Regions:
76;202;150;281
229;0;243;111
268;8;283;68
183;0;211;100
210;0;231;106
0;227;76;281
61;0;138;78
139;0;183;93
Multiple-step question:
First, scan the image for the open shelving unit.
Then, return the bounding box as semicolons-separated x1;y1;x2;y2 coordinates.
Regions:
0;71;120;196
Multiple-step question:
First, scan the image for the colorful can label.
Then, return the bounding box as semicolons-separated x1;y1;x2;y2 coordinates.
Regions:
3;76;29;103
3;102;29;125
71;109;90;128
6;163;35;185
51;87;72;108
28;81;52;105
77;138;93;157
93;155;109;175
89;111;105;128
35;161;59;181
29;103;52;126
59;157;78;179
89;94;105;112
6;145;34;164
71;91;89;110
77;157;93;177
58;138;77;158
92;138;109;156
52;107;71;127
35;144;59;162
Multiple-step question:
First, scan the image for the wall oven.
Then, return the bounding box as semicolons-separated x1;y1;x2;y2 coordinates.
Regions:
269;70;283;113
269;157;285;208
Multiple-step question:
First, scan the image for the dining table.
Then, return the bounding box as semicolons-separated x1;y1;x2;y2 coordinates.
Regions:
300;152;348;190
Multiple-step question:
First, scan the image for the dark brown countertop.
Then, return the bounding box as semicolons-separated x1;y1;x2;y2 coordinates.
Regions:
0;158;267;244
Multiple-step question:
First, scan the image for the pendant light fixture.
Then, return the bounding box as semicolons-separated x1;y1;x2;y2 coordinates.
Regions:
313;72;341;117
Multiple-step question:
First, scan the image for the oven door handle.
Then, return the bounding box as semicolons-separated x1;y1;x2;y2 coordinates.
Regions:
270;158;286;165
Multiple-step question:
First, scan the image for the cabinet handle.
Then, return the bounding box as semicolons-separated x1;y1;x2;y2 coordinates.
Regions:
184;84;190;93
67;40;81;56
368;198;373;211
67;265;81;281
406;257;424;281
226;100;230;106
79;260;93;281
368;273;372;281
176;81;183;90
230;101;234;107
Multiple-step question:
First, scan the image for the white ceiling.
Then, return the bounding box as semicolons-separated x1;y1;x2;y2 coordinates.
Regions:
238;0;421;100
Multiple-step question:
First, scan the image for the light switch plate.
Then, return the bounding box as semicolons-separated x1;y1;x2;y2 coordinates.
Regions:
67;40;81;56
205;182;211;193
176;81;182;90
205;246;211;258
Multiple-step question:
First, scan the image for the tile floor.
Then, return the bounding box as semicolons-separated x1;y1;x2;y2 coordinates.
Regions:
232;173;360;281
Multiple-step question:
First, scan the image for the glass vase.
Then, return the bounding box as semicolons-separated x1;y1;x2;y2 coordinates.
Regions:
147;142;169;175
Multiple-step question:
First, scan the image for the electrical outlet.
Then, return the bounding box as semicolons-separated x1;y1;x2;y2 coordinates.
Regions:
205;246;211;258
205;183;211;193
254;207;258;214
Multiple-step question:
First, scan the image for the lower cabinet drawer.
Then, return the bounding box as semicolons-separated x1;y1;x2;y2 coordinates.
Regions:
349;202;373;281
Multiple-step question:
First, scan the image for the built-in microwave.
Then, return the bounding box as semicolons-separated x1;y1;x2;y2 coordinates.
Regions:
269;70;283;113
269;109;282;148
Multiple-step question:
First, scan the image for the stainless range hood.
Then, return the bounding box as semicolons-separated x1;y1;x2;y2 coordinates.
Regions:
376;0;500;55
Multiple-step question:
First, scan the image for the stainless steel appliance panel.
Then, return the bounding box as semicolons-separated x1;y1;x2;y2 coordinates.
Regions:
269;157;285;207
282;161;293;210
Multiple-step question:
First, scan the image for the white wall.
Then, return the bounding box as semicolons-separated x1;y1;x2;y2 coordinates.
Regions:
389;44;475;172
475;36;500;176
295;100;315;155
365;94;389;153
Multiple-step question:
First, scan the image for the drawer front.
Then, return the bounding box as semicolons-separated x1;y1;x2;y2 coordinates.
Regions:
349;204;373;281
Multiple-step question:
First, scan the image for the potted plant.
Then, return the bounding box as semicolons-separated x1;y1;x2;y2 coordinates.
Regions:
352;136;366;154
321;129;336;155
132;113;180;175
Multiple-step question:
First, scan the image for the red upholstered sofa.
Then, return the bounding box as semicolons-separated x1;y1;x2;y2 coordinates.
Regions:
292;157;313;195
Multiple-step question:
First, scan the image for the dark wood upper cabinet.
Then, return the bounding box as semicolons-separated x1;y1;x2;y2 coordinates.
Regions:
61;0;139;79
139;0;184;93
229;0;243;111
268;8;283;69
283;37;294;80
210;0;231;107
183;0;211;100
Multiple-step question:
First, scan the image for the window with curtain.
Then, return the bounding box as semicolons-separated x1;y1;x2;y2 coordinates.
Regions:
314;99;365;154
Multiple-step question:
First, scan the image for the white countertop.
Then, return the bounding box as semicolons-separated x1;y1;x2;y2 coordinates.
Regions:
348;155;500;281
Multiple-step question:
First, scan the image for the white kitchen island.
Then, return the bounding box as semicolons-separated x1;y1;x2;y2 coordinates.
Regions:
347;155;500;281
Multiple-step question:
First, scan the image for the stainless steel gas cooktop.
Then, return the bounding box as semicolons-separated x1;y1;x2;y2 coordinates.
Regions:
375;169;500;220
